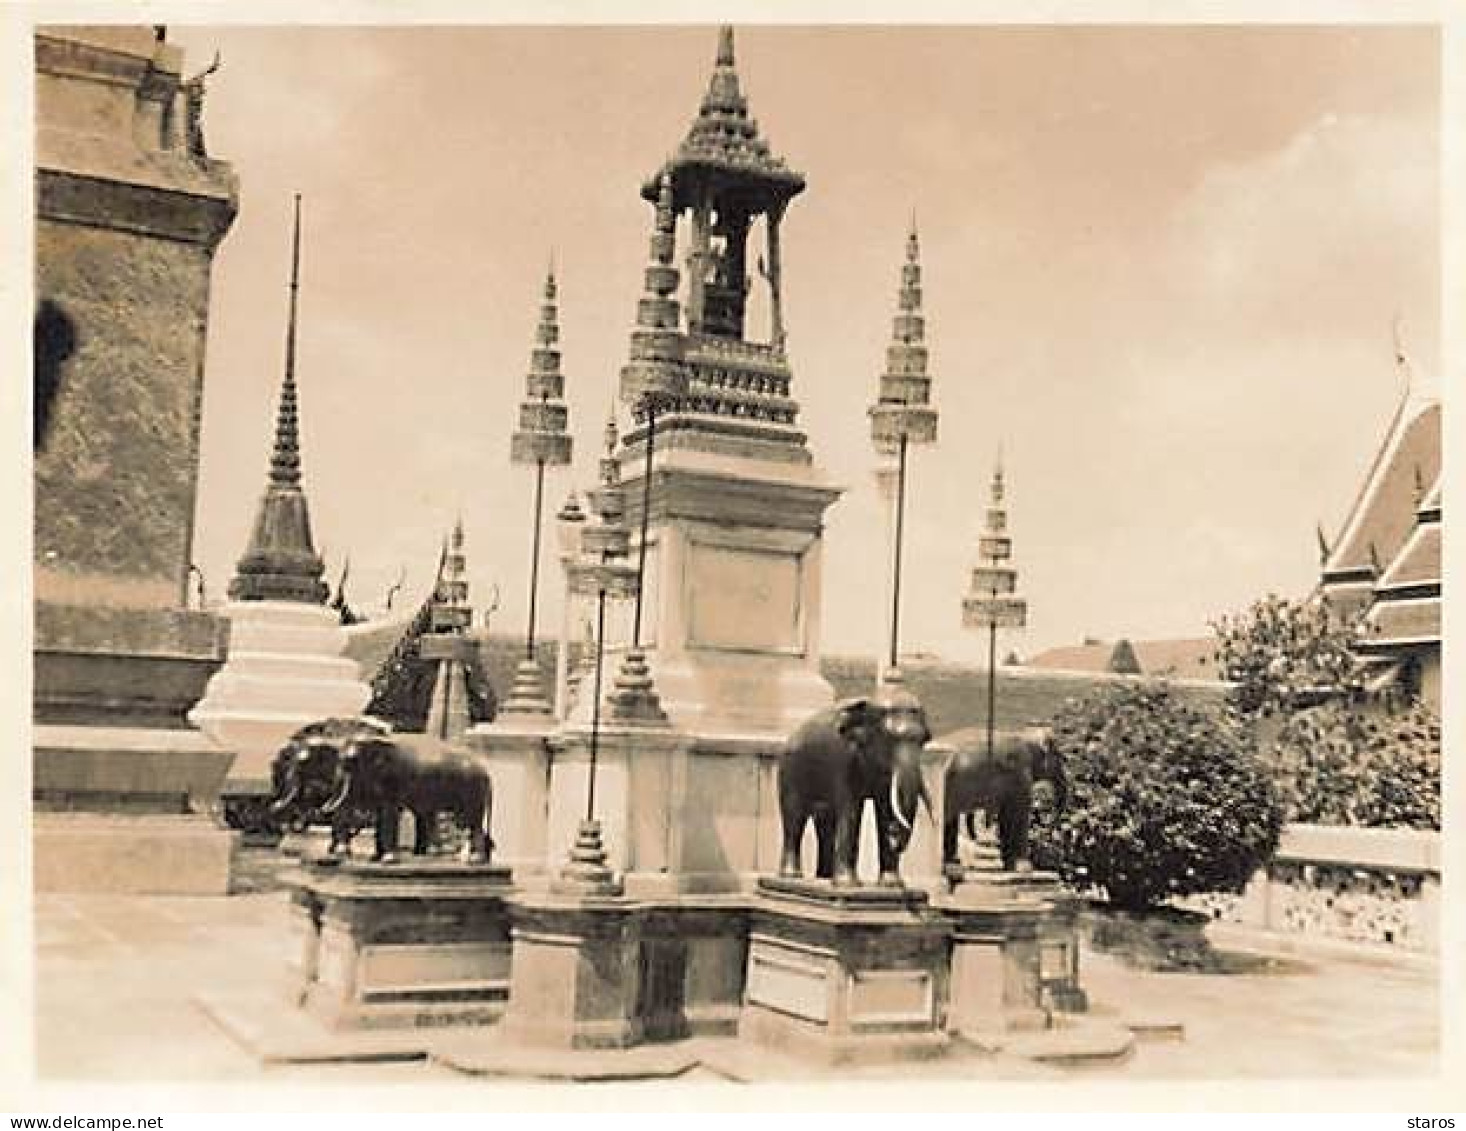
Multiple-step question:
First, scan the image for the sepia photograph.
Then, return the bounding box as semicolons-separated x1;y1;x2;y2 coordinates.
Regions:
10;2;1460;1112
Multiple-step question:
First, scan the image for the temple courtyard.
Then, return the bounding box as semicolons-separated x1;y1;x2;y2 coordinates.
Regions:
32;850;1437;1085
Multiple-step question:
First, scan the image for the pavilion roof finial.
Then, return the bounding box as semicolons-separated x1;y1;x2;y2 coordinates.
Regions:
642;23;803;204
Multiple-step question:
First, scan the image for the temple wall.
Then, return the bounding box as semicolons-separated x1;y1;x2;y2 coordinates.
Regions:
35;219;219;608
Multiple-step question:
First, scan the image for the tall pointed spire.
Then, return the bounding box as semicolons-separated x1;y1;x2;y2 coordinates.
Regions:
646;25;802;201
510;261;572;467
869;219;938;454
228;195;328;604
963;459;1028;637
619;172;686;411
271;192;303;487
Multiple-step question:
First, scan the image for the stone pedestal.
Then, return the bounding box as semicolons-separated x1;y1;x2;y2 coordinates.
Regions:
942;889;1049;1037
189;600;371;795
546;723;797;895
33;710;237;895
545;722;685;894
464;715;554;879
619;442;842;739
497;892;646;1050
939;867;1088;1036
292;858;513;1031
639;898;750;1038
737;877;950;1065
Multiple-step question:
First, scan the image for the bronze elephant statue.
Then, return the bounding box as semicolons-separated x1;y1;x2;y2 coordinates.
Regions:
319;732;493;864
778;690;934;886
942;725;1066;873
266;717;386;855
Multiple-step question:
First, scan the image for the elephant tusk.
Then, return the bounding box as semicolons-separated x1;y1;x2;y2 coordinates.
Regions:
318;775;350;816
891;775;912;831
268;781;300;815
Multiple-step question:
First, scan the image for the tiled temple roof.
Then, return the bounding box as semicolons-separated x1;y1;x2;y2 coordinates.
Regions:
1320;378;1439;622
1361;474;1441;650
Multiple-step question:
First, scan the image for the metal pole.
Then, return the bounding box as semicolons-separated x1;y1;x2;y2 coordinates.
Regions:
631;403;657;648
440;661;451;741
554;564;573;720
889;431;909;671
586;587;607;822
525;459;546;659
986;609;997;763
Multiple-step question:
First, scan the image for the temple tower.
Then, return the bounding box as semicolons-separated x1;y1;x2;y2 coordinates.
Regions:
421;520;476;741
188;197;371;795
614;26;841;737
33;27;240;894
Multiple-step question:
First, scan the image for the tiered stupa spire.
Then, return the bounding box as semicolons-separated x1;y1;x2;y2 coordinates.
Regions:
229;194;328;604
556;414;643;897
503;263;574;717
964;461;1025;619
869;219;938;454
620;173;686;414
510;266;572;467
869;220;940;676
421;518;480;742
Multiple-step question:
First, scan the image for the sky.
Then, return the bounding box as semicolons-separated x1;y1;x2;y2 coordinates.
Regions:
169;23;1440;665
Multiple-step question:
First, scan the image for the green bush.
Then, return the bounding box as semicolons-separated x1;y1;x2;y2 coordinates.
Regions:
1268;700;1440;830
1034;681;1284;912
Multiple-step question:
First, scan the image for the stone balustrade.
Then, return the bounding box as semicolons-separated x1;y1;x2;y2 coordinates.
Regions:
1189;822;1440;952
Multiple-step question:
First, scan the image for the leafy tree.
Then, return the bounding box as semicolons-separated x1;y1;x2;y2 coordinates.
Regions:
1268;700;1440;830
1034;681;1283;912
1211;594;1364;718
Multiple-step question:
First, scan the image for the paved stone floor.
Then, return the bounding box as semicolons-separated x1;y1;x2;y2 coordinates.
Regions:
32;852;1438;1084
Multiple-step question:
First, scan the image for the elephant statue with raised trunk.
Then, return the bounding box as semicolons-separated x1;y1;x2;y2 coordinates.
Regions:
942;725;1066;873
319;731;493;864
266;717;386;855
778;686;934;887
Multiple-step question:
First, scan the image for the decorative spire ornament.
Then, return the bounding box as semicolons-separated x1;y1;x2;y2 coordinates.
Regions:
962;458;1029;775
504;263;574;716
421;519;479;742
554;418;642;896
610;172;686;723
229;194;328;604
869;219;939;676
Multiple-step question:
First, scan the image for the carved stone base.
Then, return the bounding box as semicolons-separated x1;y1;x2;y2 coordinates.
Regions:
939;868;1089;1032
496;892;644;1050
550;819;623;897
607;648;668;724
737;877;950;1065
949;868;1089;1014
499;658;553;718
291;857;514;1031
189;600;371;794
